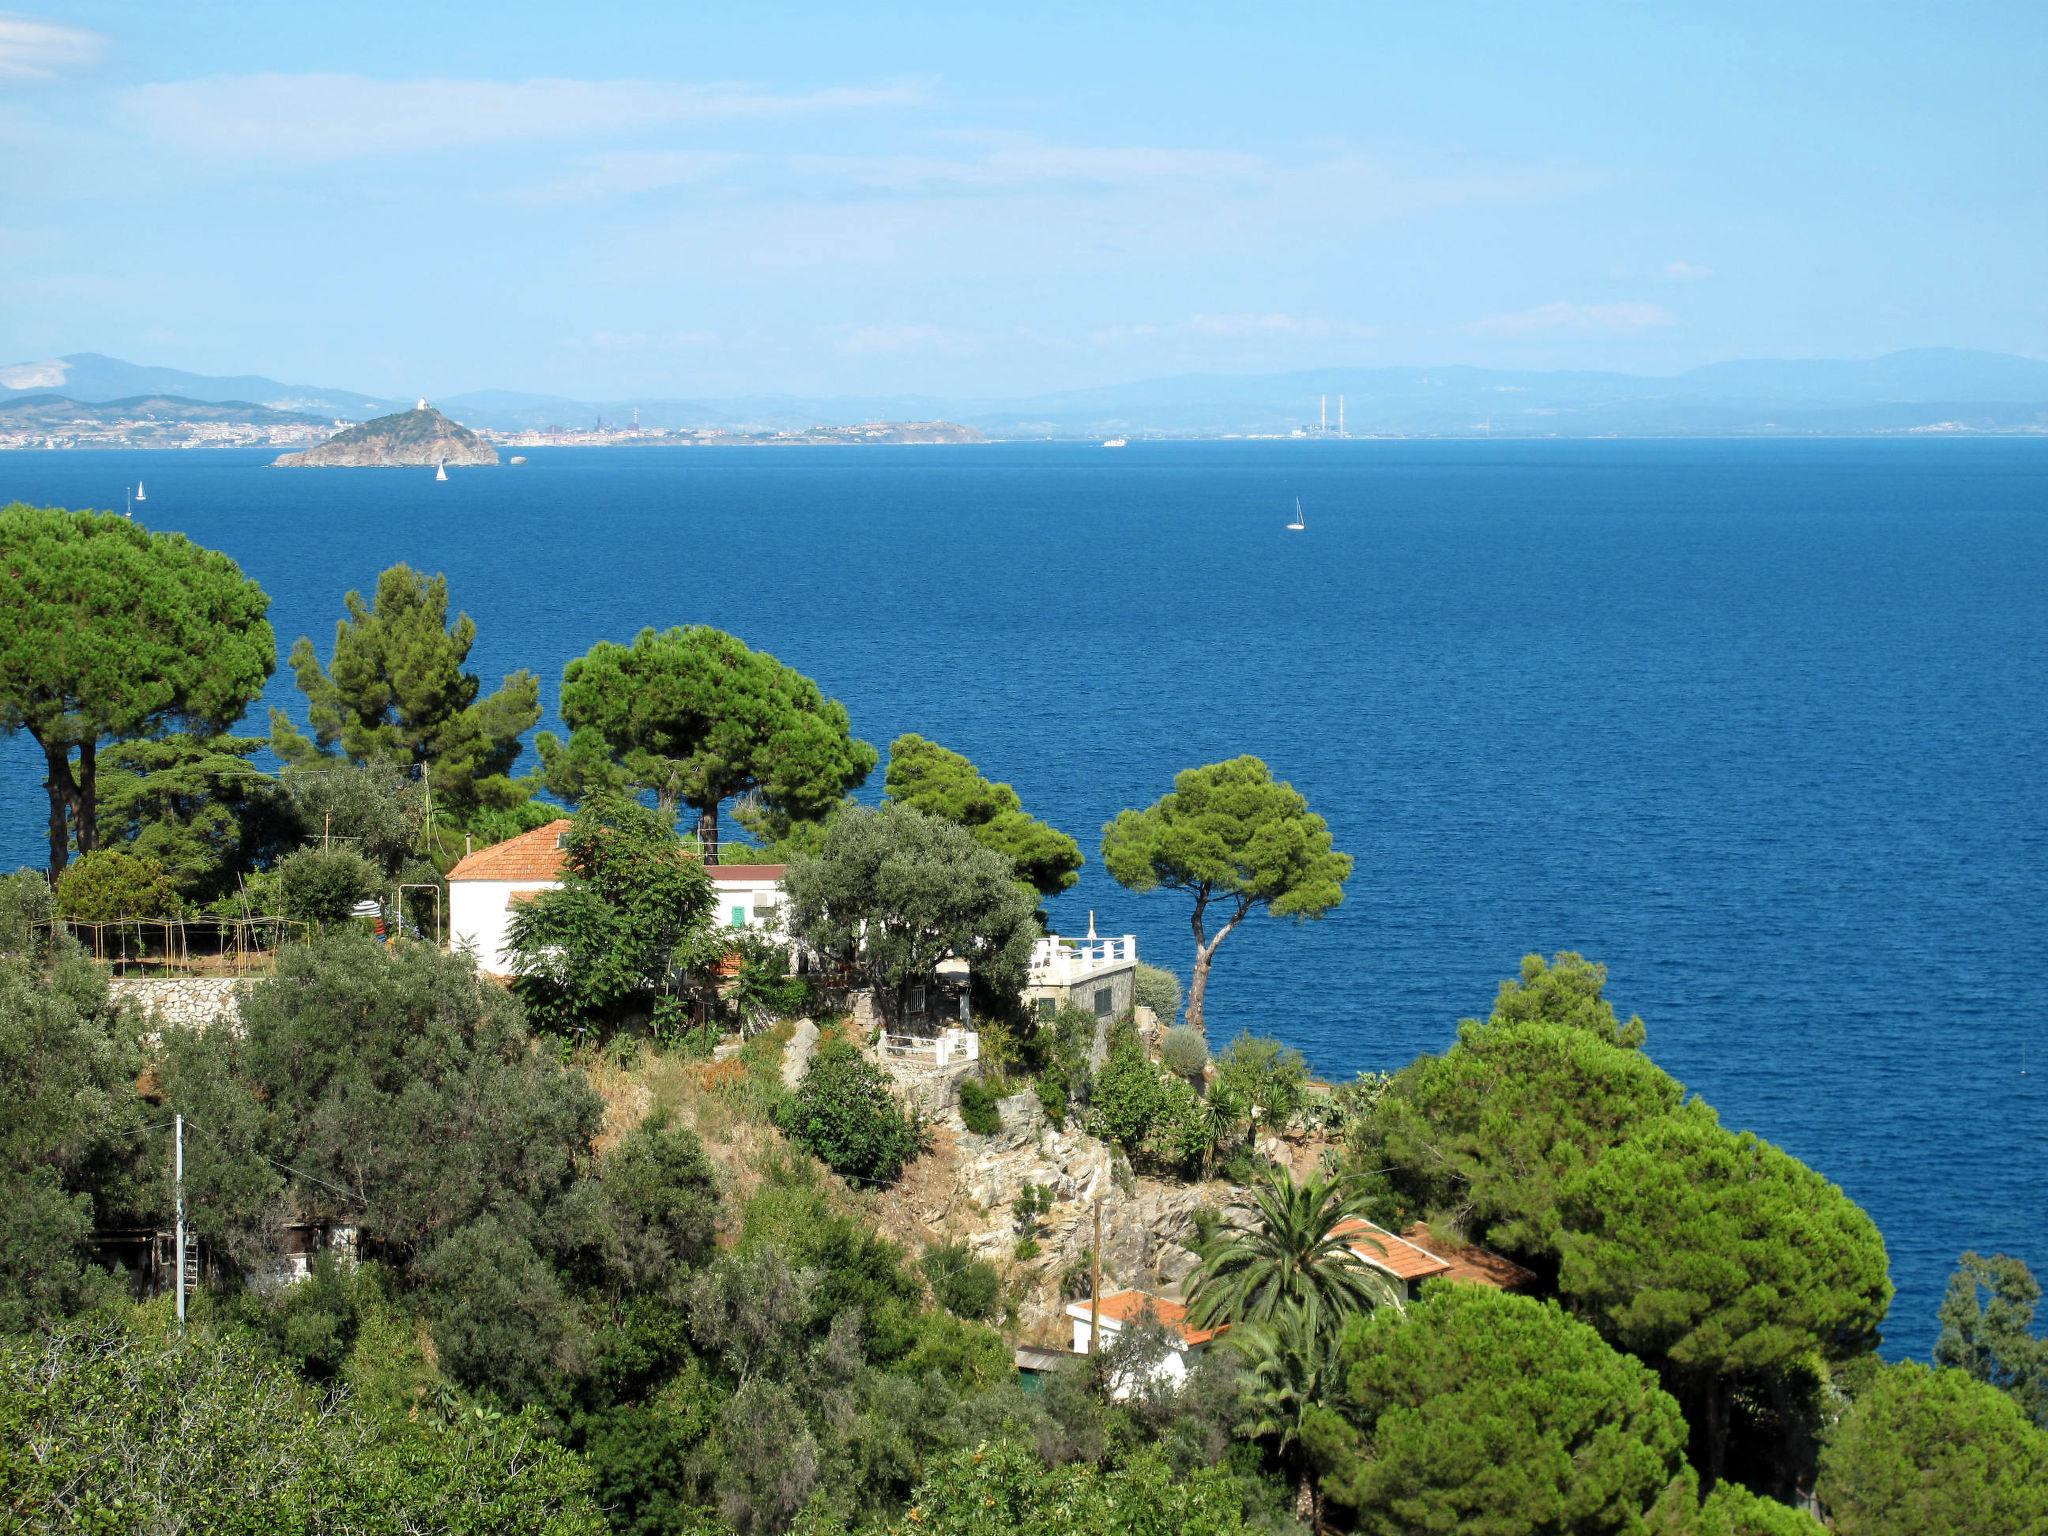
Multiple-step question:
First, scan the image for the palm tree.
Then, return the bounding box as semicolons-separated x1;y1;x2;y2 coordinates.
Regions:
1229;1302;1345;1526
1187;1162;1402;1337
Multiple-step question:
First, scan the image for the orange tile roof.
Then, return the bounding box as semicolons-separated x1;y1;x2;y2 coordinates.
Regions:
448;821;787;885
447;820;572;881
1401;1223;1537;1291
1067;1289;1224;1348
709;864;788;881
1331;1217;1454;1283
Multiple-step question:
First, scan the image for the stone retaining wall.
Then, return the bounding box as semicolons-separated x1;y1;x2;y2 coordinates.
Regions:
109;977;247;1033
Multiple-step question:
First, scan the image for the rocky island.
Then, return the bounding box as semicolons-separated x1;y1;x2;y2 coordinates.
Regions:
273;401;498;467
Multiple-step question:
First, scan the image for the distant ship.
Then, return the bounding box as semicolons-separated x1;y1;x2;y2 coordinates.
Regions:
134;480;146;502
435;462;447;482
1287;496;1305;532
509;455;527;465
1102;437;1127;448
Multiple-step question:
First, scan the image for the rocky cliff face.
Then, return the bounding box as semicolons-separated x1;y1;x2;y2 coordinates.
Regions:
273;404;499;467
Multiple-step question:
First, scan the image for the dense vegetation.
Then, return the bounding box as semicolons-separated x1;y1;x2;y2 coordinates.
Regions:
2;506;2041;1534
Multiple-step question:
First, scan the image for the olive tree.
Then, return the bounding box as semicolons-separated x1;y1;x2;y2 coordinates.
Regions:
1101;756;1350;1033
0;505;274;878
782;803;1038;1017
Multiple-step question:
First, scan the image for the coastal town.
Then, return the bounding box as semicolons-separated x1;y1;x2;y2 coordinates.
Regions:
0;395;988;452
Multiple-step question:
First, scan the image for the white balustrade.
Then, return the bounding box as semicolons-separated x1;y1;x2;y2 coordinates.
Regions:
1028;934;1140;986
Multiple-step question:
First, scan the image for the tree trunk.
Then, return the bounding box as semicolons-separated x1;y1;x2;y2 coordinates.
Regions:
40;739;78;881
75;739;98;857
1700;1374;1729;1493
696;805;720;865
1293;1467;1318;1527
1186;941;1215;1034
1184;890;1251;1036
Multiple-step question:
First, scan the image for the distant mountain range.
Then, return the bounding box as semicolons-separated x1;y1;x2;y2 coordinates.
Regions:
5;348;2047;439
0;392;328;428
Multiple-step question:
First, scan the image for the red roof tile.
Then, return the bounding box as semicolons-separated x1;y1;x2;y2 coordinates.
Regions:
447;820;572;882
1067;1289;1224;1348
449;822;787;886
1401;1223;1537;1291
1330;1217;1453;1282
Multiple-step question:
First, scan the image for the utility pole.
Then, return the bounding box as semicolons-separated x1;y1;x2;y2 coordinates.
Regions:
173;1114;187;1326
1089;1195;1104;1362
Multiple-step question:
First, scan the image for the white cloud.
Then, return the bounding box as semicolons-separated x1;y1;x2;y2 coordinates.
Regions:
0;14;103;81
1468;300;1676;336
1663;259;1714;281
118;74;926;161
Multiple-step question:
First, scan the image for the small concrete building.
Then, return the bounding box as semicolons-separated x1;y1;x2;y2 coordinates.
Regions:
447;819;788;976
1067;1289;1223;1398
1025;931;1138;1022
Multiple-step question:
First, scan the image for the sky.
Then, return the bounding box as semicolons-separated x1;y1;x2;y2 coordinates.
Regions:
2;1;2045;399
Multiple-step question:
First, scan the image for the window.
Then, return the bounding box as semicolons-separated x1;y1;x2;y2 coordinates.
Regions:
1035;997;1056;1022
1094;987;1113;1018
907;984;927;1015
730;905;747;928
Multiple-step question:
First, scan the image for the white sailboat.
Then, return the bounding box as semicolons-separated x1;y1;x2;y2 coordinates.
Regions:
435;462;448;482
134;480;146;502
1286;496;1305;531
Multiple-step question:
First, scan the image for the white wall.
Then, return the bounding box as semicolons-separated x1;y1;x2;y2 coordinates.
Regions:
448;878;557;975
709;872;786;935
1065;1312;1197;1398
452;870;789;975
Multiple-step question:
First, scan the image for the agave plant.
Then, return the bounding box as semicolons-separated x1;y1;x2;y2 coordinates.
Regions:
1187;1162;1402;1337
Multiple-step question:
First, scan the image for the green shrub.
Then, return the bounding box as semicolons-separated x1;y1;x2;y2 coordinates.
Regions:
775;1041;928;1185
0;1318;607;1534
922;1241;1001;1321
1014;1237;1041;1261
1160;1025;1209;1081
1142;1074;1213;1177
957;1076;1003;1136
1212;1033;1309;1133
0;869;55;952
1035;1070;1069;1128
1133;963;1182;1024
54;848;183;920
276;844;381;927
266;1251;363;1380
1088;1028;1166;1149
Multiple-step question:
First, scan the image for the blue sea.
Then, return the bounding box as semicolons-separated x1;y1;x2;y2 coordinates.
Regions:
4;439;2044;1358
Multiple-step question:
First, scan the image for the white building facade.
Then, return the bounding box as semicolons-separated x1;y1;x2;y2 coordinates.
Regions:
446;819;789;976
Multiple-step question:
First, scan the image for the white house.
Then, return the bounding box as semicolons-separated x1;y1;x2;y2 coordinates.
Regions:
446;818;789;976
1066;1289;1223;1398
1025;928;1140;1021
